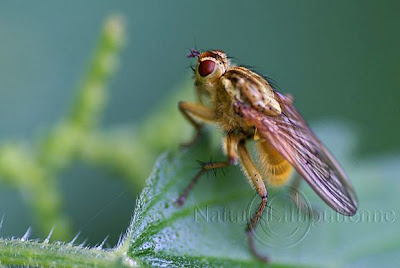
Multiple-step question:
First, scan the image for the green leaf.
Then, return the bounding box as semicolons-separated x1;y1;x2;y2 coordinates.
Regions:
124;122;400;267
0;239;123;267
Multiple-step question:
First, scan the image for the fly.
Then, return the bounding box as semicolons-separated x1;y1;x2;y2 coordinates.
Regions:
176;49;358;262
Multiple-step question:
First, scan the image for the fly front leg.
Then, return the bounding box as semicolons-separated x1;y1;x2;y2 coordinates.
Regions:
176;133;240;206
178;101;216;148
237;140;269;263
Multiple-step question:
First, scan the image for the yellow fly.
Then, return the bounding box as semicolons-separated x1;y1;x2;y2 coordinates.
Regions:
176;49;358;262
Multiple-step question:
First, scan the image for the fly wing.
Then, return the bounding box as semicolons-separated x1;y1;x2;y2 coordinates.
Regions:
234;92;358;216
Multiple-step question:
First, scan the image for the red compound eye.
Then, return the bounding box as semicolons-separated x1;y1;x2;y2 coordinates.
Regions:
198;60;215;77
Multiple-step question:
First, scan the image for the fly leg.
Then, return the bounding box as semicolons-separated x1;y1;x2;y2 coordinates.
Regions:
176;133;240;206
237;140;269;263
175;161;231;206
290;174;318;220
290;174;303;210
178;101;215;148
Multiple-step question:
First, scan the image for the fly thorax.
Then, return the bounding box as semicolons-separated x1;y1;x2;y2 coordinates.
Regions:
222;75;281;116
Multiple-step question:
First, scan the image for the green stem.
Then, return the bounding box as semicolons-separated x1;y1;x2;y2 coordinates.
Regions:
69;14;125;129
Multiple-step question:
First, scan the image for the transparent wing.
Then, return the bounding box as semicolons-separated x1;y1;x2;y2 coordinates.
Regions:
234;92;358;216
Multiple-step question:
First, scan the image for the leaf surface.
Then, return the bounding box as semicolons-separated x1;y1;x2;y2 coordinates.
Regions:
127;123;400;267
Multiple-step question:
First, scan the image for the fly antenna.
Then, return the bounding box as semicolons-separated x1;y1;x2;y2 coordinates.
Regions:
186;37;201;58
187;48;200;58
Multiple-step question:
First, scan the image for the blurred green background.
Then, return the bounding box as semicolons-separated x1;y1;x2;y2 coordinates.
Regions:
0;0;398;249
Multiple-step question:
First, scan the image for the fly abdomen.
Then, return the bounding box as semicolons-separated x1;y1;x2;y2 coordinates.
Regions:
256;139;293;186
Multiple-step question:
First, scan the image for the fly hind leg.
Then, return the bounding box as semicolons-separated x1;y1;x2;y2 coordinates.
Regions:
290;174;318;220
238;141;269;263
